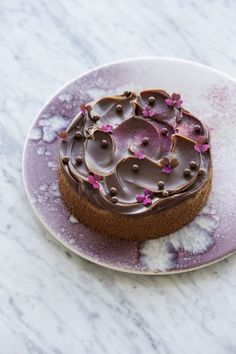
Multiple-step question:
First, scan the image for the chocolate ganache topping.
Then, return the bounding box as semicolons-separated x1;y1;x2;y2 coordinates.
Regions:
59;90;211;216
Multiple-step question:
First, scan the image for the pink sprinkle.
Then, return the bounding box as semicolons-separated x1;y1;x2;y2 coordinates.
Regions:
134;151;145;160
101;124;113;133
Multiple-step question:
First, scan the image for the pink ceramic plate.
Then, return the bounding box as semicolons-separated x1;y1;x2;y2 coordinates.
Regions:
23;57;236;274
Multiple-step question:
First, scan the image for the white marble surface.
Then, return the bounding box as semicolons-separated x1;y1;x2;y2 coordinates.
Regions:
1;1;236;353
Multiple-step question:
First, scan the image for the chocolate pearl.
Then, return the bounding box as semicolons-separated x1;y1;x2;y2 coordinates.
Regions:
194;125;201;133
199;169;205;176
158;181;165;190
162;190;169;198
110;187;117;196
161;128;168;136
101;139;108;148
92;115;100;122
62;156;69;164
190;160;197;169
75;131;82;139
184;168;191;177
124;90;131;97
142;137;149;145
132;164;139;171
76;156;82;164
111;196;118;203
148;96;155;105
116;104;123;113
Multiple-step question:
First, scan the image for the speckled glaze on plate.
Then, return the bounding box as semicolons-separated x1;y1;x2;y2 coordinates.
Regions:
23;57;236;274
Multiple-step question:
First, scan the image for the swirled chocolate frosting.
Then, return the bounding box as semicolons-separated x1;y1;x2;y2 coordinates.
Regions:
59;90;211;216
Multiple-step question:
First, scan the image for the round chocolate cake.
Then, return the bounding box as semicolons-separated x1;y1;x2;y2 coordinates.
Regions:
58;89;212;240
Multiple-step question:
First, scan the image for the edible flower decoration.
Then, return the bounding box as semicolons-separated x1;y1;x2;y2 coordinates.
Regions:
134;150;145;160
142;105;156;118
160;157;179;174
101;124;113;133
136;189;154;206
165;93;183;109
194;136;210;153
88;174;102;189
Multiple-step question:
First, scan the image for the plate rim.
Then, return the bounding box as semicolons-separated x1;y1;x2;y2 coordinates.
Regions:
22;56;236;275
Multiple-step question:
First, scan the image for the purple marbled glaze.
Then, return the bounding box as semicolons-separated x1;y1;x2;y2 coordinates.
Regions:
23;58;236;273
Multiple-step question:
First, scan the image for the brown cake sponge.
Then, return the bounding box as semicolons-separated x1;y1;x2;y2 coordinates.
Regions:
58;164;212;241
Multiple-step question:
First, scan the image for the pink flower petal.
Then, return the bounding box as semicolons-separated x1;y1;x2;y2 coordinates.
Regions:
162;165;173;174
142;106;156;117
136;194;145;202
143;197;152;206
144;189;153;198
165;98;174;107
92;181;100;189
101;124;113;133
175;99;183;109
172;93;181;101
144;189;150;197
88;175;95;184
194;144;209;153
134;151;145;160
196;136;205;144
201;144;210;152
93;174;102;181
148;110;156;117
88;174;101;188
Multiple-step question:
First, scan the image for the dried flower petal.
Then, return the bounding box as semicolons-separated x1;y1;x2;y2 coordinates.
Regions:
194;136;210;153
136;194;145;202
143;197;152;205
136;189;154;206
134;151;145;160
165;93;183;109
142;105;156;118
172;93;181;101
88;174;102;189
101;124;113;133
162;165;173;174
194;143;210;153
144;189;153;198
165;98;175;107
196;136;206;145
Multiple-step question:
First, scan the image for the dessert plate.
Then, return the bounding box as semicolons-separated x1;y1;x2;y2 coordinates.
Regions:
23;57;236;274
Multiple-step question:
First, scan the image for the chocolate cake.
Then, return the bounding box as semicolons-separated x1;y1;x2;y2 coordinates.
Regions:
58;90;212;240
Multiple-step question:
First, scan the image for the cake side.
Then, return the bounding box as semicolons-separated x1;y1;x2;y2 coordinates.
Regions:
58;163;212;241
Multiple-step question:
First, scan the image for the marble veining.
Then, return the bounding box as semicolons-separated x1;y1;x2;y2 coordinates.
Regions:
1;1;236;353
